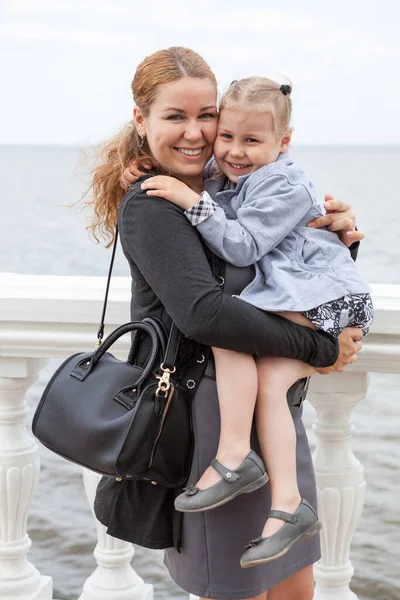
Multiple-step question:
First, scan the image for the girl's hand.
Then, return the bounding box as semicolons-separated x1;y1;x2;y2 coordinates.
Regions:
141;176;201;210
119;159;152;190
307;194;364;247
316;327;363;374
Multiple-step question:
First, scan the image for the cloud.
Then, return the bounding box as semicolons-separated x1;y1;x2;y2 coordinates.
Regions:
1;0;400;144
3;0;397;63
0;21;150;48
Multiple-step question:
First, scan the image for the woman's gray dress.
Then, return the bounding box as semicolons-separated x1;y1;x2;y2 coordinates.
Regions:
164;263;320;599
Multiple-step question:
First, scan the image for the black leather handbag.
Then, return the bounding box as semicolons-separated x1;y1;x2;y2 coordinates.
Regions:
32;229;195;488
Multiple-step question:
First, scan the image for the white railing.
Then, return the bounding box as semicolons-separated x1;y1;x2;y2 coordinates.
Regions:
0;273;399;600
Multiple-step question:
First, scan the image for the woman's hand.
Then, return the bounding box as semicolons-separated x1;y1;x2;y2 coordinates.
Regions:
119;159;152;190
141;176;201;210
316;327;363;374
307;194;364;247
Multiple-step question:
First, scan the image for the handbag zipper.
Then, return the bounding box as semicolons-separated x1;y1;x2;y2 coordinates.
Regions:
148;383;175;467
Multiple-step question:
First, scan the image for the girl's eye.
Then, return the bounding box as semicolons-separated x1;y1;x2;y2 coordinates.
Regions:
220;133;232;139
246;138;258;143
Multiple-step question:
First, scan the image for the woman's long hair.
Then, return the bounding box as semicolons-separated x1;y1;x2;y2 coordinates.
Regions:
80;47;217;245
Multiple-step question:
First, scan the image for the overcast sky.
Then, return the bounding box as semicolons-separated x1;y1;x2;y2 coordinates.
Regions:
1;0;399;145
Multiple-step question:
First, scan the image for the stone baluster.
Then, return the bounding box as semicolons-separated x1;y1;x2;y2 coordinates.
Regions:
308;372;369;600
79;469;153;600
0;357;52;599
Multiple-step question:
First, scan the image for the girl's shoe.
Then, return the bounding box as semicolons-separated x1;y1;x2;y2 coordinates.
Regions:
174;450;268;512
240;499;322;568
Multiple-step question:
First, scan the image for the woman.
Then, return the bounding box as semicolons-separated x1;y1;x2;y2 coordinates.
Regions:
86;47;363;600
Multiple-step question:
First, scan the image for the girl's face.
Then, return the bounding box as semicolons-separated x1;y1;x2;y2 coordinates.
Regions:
214;106;291;184
134;77;217;189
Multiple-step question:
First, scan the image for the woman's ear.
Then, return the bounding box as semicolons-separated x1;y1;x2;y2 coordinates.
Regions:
133;106;145;137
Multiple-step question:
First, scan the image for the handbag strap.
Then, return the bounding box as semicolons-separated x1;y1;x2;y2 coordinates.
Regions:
96;226;181;369
96;228;119;345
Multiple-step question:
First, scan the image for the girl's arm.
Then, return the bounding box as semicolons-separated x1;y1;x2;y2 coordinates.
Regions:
194;176;313;267
121;186;343;368
142;173;315;268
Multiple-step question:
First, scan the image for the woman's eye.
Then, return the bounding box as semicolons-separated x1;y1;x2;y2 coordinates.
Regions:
200;113;216;119
167;114;184;121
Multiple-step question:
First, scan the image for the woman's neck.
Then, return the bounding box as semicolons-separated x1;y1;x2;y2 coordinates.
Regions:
180;175;204;194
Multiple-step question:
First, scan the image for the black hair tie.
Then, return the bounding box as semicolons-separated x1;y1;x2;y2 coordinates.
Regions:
230;80;237;86
280;84;291;96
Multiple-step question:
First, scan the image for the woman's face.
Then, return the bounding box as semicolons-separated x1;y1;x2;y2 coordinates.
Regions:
134;77;218;185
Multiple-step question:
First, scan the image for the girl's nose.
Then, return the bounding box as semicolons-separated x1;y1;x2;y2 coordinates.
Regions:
230;145;245;158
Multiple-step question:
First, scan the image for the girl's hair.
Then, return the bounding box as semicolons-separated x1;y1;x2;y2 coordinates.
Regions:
81;47;217;245
220;76;293;139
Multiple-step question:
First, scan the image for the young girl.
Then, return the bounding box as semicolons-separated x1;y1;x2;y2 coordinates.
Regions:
140;77;373;567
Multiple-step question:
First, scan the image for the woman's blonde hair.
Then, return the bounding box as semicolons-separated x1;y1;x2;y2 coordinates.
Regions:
220;76;293;139
81;47;217;245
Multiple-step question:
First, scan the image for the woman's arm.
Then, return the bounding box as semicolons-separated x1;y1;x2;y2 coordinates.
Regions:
120;187;340;368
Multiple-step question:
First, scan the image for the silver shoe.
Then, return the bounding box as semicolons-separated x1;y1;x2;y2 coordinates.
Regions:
240;499;322;568
174;450;268;513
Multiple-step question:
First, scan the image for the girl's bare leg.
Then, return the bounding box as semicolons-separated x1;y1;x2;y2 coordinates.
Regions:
256;356;315;538
199;565;314;600
200;594;268;600
268;565;314;600
196;348;258;490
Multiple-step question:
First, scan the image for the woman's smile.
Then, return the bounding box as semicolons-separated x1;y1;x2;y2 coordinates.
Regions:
174;145;207;160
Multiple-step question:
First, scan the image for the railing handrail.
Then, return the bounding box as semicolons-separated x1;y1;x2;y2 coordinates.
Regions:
1;272;399;327
1;273;400;372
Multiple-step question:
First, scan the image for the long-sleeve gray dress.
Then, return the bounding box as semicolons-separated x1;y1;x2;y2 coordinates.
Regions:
163;263;320;599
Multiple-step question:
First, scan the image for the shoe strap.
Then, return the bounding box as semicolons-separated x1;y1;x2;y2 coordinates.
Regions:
210;458;242;482
267;509;299;524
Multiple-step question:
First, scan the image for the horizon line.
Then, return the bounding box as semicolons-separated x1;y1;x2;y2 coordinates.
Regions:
1;142;400;149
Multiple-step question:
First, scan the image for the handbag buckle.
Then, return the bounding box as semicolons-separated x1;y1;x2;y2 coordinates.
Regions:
155;364;176;398
155;372;170;398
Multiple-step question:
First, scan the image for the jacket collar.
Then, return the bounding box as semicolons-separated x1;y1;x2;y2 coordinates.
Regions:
203;151;292;196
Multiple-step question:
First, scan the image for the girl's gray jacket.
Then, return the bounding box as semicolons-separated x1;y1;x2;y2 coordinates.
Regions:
187;152;371;312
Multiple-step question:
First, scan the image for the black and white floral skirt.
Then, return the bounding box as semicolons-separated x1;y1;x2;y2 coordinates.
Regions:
302;293;374;337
